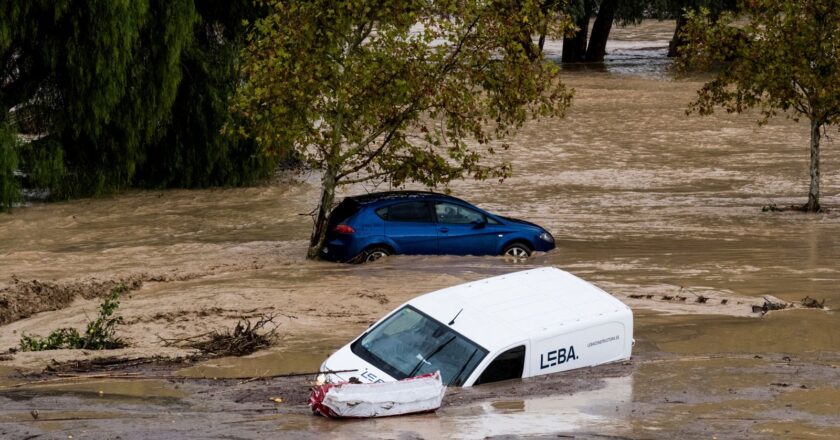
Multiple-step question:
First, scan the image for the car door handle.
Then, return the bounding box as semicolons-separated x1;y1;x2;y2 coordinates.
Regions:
439;227;449;233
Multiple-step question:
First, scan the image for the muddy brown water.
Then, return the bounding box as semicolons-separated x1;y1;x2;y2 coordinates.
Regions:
2;20;840;439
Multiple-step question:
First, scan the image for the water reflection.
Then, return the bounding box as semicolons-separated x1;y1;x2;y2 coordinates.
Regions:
279;376;633;439
543;20;676;79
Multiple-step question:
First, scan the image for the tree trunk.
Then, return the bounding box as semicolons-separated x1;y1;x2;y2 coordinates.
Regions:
668;13;688;58
585;0;616;62
805;119;822;212
562;12;590;63
538;22;547;54
307;168;338;259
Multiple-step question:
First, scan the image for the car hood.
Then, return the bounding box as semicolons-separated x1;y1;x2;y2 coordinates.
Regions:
320;344;396;385
500;216;544;230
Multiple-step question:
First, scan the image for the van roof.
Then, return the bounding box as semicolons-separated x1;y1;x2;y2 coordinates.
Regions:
407;267;631;353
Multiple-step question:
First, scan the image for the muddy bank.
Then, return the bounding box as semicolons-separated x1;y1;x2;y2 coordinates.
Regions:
0;256;273;326
0;275;144;326
1;344;838;439
0;355;631;440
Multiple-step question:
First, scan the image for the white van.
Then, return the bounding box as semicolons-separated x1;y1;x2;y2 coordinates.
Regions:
320;267;633;387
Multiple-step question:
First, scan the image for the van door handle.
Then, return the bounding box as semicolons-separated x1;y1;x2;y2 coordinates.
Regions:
439;227;449;233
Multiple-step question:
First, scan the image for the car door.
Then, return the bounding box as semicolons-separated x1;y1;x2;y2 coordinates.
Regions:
433;202;502;255
380;201;438;255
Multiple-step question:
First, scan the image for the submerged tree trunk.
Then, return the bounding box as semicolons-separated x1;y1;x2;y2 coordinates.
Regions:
585;0;616;62
562;10;590;63
668;13;688;58
805;119;822;212
307;168;338;259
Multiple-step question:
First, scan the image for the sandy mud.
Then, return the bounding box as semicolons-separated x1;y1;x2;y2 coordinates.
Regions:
1;20;839;438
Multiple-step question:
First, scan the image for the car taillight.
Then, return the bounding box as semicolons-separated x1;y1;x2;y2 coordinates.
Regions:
333;224;355;234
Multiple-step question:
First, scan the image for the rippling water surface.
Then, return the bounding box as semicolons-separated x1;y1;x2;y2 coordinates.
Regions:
1;20;838;439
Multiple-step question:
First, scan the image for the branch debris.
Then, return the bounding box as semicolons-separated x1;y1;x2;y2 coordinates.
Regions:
160;315;278;357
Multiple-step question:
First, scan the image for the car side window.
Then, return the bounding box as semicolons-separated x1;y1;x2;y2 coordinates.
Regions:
435;202;485;225
379;202;432;222
474;345;526;385
375;207;388;220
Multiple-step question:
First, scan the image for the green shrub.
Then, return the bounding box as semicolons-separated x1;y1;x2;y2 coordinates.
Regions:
20;285;127;351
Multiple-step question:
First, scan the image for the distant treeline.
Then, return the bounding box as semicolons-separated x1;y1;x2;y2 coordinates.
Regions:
0;1;288;210
0;1;737;211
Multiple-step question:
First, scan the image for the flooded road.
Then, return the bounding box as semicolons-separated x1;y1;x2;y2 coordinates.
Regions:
2;20;839;438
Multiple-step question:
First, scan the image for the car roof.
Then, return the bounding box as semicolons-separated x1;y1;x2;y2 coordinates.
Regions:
406;267;632;353
346;191;466;205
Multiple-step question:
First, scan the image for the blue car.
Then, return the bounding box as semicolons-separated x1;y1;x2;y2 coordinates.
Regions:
321;191;555;263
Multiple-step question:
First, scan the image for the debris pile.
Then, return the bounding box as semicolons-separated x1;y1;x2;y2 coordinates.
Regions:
161;315;278;357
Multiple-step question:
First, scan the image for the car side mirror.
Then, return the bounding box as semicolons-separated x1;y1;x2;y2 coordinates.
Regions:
472;219;486;229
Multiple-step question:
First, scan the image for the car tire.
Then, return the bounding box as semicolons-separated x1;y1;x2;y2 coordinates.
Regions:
362;246;391;263
502;242;532;259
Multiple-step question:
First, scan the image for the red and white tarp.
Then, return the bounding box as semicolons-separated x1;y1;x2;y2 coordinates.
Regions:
310;371;446;418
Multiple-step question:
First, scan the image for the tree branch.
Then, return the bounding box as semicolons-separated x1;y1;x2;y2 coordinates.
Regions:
338;170;392;185
337;116;405;180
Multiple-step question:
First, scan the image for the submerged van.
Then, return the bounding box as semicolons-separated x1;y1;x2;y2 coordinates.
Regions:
320;267;633;387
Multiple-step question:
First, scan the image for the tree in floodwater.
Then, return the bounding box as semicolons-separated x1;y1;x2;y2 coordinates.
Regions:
0;1;277;210
232;0;573;259
558;0;653;63
136;1;279;188
0;1;196;204
647;0;736;57
0;123;18;208
678;1;840;212
553;0;737;63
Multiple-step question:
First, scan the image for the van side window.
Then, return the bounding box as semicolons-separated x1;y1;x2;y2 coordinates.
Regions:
474;345;526;385
380;202;432;222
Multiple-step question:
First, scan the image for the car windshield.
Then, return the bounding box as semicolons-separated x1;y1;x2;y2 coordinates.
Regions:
351;306;487;386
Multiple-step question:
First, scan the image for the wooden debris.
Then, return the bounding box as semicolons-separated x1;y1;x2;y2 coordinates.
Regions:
161;315;278;357
801;296;825;309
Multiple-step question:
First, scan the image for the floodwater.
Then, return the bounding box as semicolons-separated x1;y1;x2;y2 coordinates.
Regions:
2;19;840;438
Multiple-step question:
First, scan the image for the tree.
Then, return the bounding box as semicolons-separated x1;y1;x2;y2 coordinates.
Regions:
136;1;280;188
585;0;617;62
0;0;195;203
651;0;736;57
558;0;648;63
678;0;840;212
553;0;738;63
0;1;278;210
560;0;593;62
233;0;573;259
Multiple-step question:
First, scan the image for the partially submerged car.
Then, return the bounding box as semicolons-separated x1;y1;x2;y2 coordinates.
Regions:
321;191;555;263
319;267;633;387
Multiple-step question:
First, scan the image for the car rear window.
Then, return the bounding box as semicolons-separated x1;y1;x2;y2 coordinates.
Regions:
376;202;432;222
329;200;360;226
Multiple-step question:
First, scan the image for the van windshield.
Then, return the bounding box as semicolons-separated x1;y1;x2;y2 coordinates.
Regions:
351;306;487;386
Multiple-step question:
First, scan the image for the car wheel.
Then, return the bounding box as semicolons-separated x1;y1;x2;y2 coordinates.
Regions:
363;247;391;263
502;243;532;259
